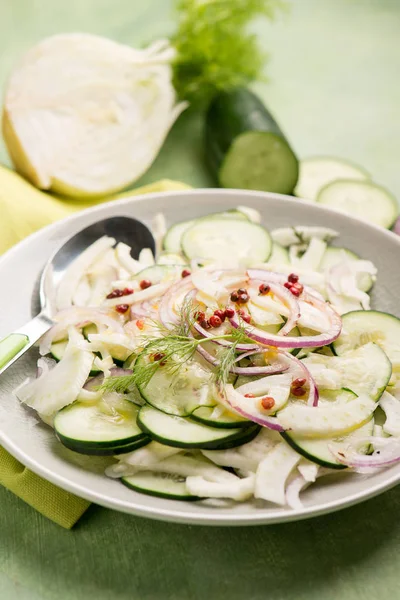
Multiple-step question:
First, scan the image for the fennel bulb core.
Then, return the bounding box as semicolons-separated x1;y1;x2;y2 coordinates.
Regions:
2;34;187;198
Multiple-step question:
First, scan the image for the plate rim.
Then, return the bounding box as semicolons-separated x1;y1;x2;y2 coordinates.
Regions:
1;186;400;525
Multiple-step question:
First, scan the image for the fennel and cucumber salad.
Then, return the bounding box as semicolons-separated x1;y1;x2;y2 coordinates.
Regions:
15;207;400;508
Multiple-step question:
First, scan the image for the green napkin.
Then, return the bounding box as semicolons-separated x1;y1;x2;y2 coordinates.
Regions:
0;172;191;527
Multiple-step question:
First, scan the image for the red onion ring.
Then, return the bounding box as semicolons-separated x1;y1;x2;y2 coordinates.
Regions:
159;276;195;329
249;280;300;336
228;297;341;349
195;342;288;376
193;321;259;352
217;383;284;431
329;438;400;469
280;351;319;407
247;269;325;302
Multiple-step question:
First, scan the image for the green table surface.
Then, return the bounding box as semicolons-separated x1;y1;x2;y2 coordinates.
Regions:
1;1;400;599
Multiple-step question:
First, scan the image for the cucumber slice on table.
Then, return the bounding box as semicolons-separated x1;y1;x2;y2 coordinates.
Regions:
162;210;248;253
122;471;201;501
181;218;272;265
317;179;398;229
137;405;260;450
294;157;370;201
333;310;400;368
205;88;299;194
54;399;148;455
319;246;374;293
191;406;250;429
282;418;374;470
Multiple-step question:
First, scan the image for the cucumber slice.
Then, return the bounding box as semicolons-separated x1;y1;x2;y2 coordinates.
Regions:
333;310;400;368
162;210;248;253
50;339;101;375
50;340;68;362
54;398;147;454
268;243;290;265
319;246;373;293
191;406;250;429
295;157;370;201
64;435;150;456
122;471;201;501
157;253;187;266
317;179;398;229
277;392;375;438
181;218;272;265
136;354;213;416
134;264;181;284
282;418;374;470
205;88;299;194
83;323;97;340
137;405;260;449
303;343;392;401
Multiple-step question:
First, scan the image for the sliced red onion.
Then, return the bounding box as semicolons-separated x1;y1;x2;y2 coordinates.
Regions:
195;343;288;376
193;321;259;352
249;280;300;335
393;217;400;236
329;438;400;469
130;300;159;320
217;383;284;431
84;368;133;391
159;276;195;329
280;351;319;407
228;294;341;349
247;269;325;302
40;307;124;355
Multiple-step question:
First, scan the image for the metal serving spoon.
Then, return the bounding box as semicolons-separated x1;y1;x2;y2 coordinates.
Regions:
0;216;155;376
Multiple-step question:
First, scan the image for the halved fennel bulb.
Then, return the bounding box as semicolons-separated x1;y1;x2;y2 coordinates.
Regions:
2;34;187;198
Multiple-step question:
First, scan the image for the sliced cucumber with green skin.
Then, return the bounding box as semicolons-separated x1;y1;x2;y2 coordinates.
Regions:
317;179;399;229
63;435;150;456
157;253;187;266
268;243;290;265
136;354;214;416
333;311;400;369
190;406;250;429
83;323;97;340
54;399;147;452
122;471;201;501
281;418;374;470
50;340;68;362
205;88;299;194
181;218;272;265
162;210;248;253
50;339;101;375
294;156;370;201
134;264;181;285
137;405;261;450
304;342;391;401
319;246;373;293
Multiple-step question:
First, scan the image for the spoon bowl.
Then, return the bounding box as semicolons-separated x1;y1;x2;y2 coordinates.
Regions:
0;215;155;376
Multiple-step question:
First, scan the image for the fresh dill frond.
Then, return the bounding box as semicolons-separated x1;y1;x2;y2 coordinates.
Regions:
100;300;256;395
172;0;286;107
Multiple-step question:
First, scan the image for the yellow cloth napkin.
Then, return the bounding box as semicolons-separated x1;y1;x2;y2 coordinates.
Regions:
0;166;191;526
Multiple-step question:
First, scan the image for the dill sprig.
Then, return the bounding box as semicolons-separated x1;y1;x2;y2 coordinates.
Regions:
100;311;254;395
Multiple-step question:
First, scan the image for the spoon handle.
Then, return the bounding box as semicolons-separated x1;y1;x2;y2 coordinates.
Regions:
0;312;54;377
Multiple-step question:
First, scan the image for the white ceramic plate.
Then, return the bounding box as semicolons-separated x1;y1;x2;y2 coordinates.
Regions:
1;188;399;525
